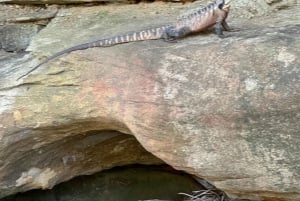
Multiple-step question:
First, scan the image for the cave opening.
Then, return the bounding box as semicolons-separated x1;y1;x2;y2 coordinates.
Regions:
1;129;204;201
2;164;203;201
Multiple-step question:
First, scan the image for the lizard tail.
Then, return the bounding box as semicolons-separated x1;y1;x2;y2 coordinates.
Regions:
98;26;167;46
17;43;94;80
17;26;167;80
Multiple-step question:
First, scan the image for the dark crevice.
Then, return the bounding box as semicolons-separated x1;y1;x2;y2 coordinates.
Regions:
0;164;204;201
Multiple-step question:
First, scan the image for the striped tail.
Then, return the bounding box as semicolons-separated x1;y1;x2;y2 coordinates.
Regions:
17;26;168;80
96;26;167;46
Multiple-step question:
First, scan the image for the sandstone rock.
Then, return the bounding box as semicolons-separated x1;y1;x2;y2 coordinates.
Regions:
0;24;40;52
0;0;136;4
0;4;57;52
0;4;57;23
0;2;299;201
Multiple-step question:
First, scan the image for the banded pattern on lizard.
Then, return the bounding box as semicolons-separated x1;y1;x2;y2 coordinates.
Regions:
18;0;232;80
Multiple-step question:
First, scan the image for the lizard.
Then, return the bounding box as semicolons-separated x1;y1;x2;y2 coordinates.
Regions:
17;0;232;80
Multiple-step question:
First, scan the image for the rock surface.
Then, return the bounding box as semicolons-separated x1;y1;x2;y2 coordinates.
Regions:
0;4;57;52
0;1;299;201
0;0;131;4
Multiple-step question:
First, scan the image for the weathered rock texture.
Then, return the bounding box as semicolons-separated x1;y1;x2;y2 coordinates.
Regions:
0;1;299;201
0;0;131;4
0;4;57;52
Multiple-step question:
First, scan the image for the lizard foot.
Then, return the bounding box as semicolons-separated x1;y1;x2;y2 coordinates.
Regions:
218;34;226;39
163;37;178;43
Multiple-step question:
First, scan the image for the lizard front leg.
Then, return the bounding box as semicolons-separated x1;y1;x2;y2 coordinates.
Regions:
222;20;230;31
216;19;234;37
214;0;231;38
215;21;225;38
222;20;240;32
215;8;229;38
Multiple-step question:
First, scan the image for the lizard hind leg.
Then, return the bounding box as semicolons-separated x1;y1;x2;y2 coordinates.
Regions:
162;26;191;42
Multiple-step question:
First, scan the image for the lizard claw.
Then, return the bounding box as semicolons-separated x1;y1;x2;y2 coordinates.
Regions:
162;36;178;43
